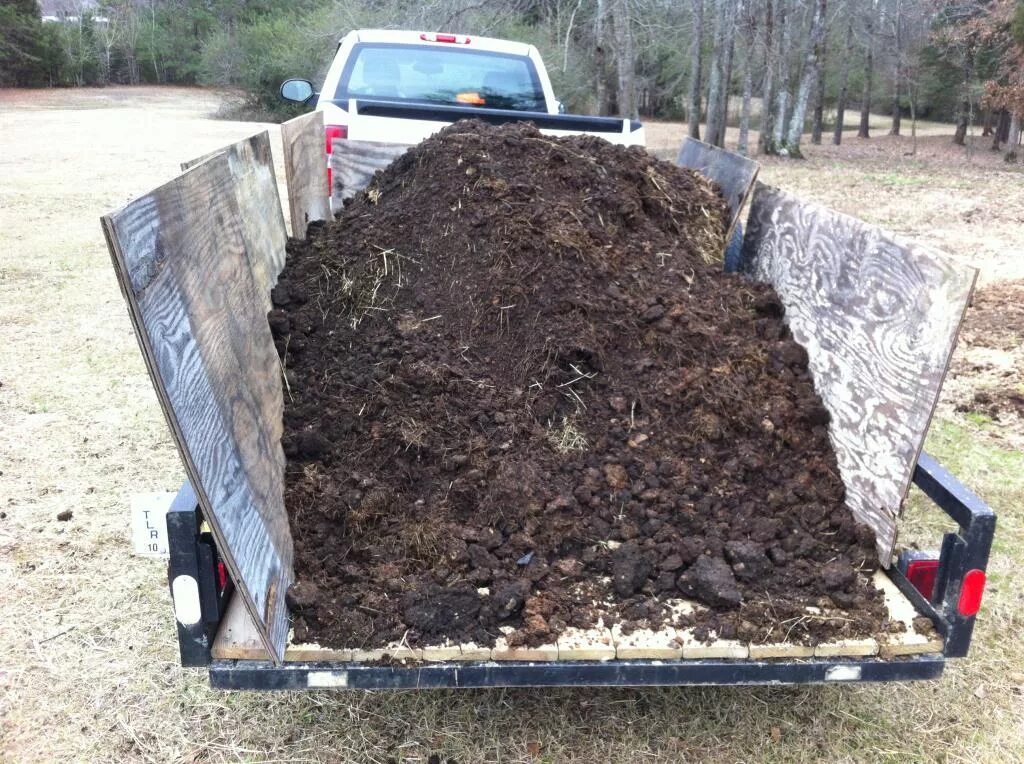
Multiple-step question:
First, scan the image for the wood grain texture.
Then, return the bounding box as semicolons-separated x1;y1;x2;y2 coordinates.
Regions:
181;131;287;309
739;182;976;561
330;138;408;205
102;153;292;663
675;137;760;241
280;112;331;239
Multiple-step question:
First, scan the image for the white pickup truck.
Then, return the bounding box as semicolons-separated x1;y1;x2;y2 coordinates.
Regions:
281;29;645;204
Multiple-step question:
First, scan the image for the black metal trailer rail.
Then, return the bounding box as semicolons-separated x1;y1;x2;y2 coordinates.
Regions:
209;655;945;691
167;451;995;690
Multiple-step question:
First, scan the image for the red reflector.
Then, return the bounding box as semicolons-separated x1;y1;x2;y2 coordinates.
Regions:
216;561;227;591
327;166;333;195
958;569;985;616
325;124;347;154
906;558;939;600
419;32;470;44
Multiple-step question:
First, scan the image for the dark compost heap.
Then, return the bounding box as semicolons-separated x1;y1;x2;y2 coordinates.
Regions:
270;120;888;651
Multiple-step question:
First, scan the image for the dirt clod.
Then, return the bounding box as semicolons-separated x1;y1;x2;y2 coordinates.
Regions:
677;555;742;609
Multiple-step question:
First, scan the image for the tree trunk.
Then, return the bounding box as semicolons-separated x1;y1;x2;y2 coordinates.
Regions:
833;24;853;145
997;109;1011;142
688;0;704;139
982;109;995;136
858;15;874;139
611;0;637;120
810;15;827;145
705;0;727;147
716;25;736;147
991;110;1007;150
770;0;790;151
953;99;970;145
758;0;776;154
909;81;918;155
785;0;827;155
738;19;755;156
596;0;607;115
889;0;902;136
952;57;973;146
1006;112;1021;161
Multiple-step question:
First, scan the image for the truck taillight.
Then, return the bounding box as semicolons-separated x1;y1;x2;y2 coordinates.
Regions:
420;32;471;44
906;558;939;600
325;124;347;194
325;124;347;154
958;569;986;617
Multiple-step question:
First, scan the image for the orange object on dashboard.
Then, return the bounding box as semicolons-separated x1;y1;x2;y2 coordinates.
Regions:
455;92;486;105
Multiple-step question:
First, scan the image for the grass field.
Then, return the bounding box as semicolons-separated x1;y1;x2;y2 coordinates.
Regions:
1;86;1022;763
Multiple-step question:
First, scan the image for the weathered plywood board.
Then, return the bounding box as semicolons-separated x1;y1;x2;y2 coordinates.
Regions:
102;154;292;663
280;111;332;238
330;139;408;205
675;137;760;242
181;131;287;309
740;183;976;561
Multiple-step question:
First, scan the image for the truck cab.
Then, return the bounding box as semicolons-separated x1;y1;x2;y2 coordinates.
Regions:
282;29;645;204
314;29;561;143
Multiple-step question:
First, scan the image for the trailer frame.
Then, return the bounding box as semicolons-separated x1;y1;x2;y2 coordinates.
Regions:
166;450;994;690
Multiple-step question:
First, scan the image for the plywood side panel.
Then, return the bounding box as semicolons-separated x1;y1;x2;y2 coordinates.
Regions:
330;139;408;205
181;131;287;308
739;183;976;561
102;155;292;662
675;137;760;241
280;112;331;239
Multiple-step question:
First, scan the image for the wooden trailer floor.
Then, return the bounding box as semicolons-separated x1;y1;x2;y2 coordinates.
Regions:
211;571;942;664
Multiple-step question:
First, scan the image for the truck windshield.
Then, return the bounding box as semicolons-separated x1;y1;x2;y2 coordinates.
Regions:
335;43;546;112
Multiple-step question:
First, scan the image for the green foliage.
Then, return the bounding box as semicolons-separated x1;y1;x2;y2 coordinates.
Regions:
0;0;51;86
200;8;329;117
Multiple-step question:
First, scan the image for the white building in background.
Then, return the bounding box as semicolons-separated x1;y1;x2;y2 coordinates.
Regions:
38;0;108;23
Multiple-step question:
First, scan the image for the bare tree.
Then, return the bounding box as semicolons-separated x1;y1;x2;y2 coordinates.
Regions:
595;0;608;115
611;0;637;119
888;0;904;135
737;1;757;155
704;0;728;146
833;21;854;144
810;5;828;145
771;0;793;150
758;0;776;153
714;1;738;146
784;0;827;155
858;8;876;138
952;53;974;146
688;0;704;139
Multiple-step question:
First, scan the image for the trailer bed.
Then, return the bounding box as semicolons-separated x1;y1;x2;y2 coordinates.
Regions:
210;570;941;664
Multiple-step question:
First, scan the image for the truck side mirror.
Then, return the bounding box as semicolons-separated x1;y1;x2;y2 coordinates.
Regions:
281;79;315;104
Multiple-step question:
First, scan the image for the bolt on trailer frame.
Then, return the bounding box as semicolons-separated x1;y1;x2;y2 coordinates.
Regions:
165;451;994;691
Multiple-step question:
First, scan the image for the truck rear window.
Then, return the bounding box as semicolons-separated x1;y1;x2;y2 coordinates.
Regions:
335;43;546;112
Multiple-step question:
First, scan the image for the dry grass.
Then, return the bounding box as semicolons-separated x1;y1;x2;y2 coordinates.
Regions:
1;86;1022;763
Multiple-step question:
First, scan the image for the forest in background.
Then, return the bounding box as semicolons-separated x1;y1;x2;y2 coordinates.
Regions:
1;0;1022;158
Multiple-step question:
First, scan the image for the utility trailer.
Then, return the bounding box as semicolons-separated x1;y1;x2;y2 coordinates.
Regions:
101;116;994;691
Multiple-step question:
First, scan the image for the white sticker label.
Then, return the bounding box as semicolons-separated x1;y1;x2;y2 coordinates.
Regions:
825;665;862;682
130;492;177;557
307;671;349;688
171;575;202;625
